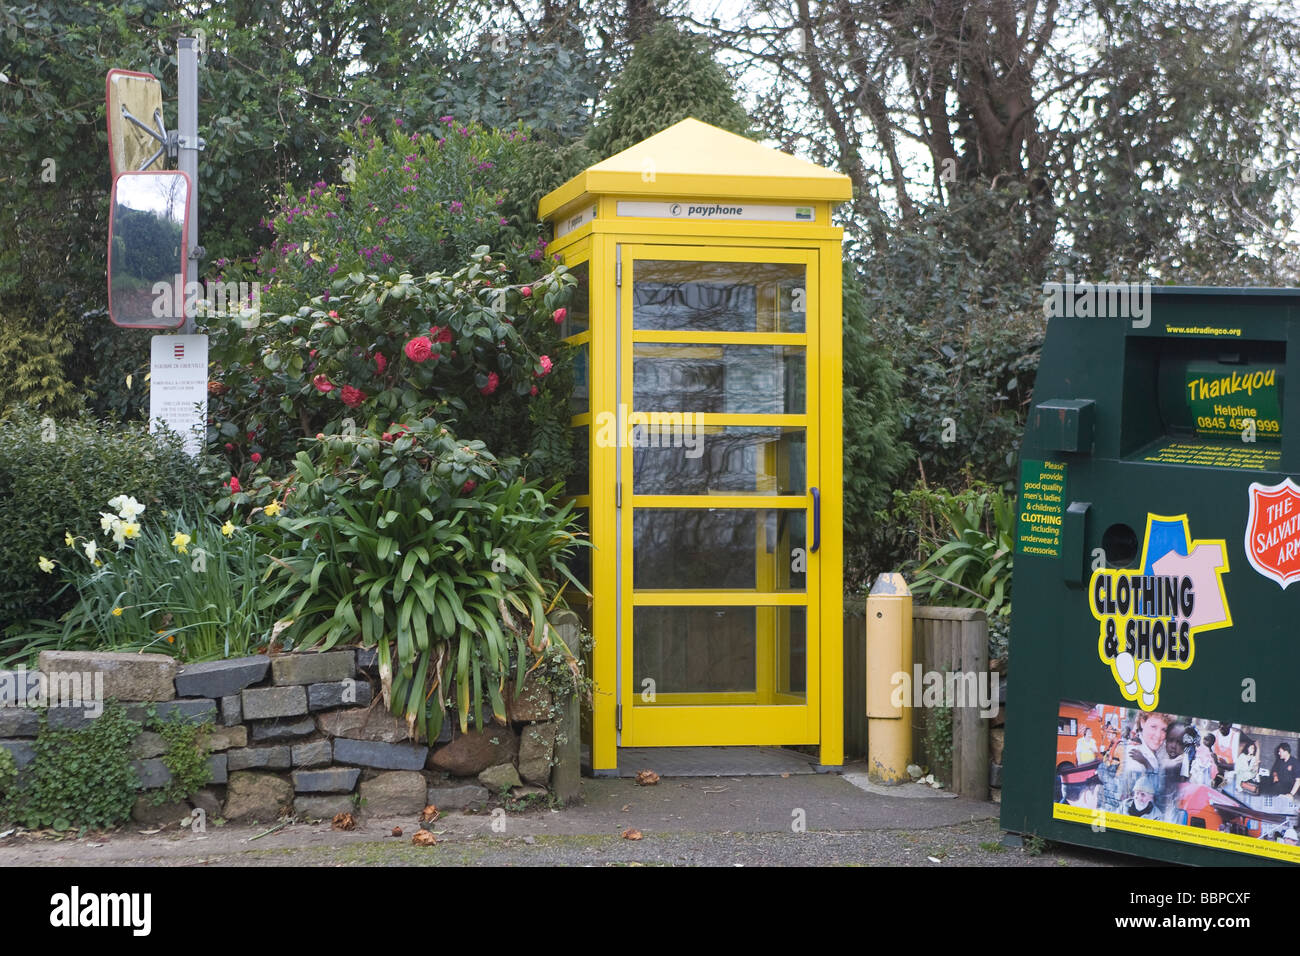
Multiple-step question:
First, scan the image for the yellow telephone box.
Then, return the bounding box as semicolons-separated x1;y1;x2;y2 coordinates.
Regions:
539;118;850;773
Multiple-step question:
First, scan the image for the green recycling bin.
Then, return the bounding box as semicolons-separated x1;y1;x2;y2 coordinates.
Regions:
1001;285;1300;866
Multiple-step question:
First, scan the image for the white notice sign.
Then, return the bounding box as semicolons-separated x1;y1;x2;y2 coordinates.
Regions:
615;201;816;222
149;334;208;456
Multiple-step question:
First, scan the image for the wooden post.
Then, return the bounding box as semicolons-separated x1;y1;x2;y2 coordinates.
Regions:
912;606;990;799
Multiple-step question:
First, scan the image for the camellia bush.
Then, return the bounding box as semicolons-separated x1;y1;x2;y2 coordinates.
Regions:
205;117;575;482
207;251;576;484
255;418;589;742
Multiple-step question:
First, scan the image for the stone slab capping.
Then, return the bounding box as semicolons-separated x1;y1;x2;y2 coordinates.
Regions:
271;650;356;687
38;650;177;701
175;656;270;699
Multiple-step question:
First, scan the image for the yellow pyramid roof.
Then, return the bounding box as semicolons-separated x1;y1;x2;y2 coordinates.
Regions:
538;118;852;219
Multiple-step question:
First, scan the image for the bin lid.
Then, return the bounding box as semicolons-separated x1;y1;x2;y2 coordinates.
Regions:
538;117;853;220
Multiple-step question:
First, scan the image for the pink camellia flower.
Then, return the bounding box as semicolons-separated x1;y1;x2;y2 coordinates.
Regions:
536;355;553;377
520;286;532;298
328;310;339;319
530;385;539;396
228;476;242;494
313;374;334;393
340;385;366;408
552;307;566;324
250;452;262;463
479;373;499;396
381;432;393;442
404;336;433;362
374;352;387;374
224;442;234;451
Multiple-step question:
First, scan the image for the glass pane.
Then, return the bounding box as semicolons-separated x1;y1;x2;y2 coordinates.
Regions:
633;606;806;700
568;425;588;496
561;261;589;336
634;426;806;495
570;343;588;416
633;261;806;333
633;344;805;414
633;508;806;591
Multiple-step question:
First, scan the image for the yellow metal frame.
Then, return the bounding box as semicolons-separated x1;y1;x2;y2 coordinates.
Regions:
541;121;846;771
618;244;821;748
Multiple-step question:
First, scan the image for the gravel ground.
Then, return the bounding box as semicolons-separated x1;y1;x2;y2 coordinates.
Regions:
0;769;1137;867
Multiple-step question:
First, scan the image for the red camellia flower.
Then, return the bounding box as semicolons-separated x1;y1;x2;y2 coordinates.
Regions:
552;307;566;324
374;352;387;374
530;385;539;396
479;372;499;396
520;286;532;298
381;432;393;442
313;374;334;393
228;476;242;494
404;336;433;362
535;354;553;377
250;452;262;463
340;385;365;408
224;442;234;451
461;479;477;494
428;325;453;344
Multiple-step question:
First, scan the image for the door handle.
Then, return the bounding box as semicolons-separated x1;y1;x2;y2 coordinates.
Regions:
810;486;820;553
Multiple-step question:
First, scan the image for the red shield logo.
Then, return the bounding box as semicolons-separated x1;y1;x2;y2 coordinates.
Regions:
1245;479;1300;588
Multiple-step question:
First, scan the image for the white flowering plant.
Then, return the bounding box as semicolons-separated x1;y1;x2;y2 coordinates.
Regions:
10;498;279;665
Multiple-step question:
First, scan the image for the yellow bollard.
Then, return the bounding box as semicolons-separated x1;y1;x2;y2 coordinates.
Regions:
866;573;912;783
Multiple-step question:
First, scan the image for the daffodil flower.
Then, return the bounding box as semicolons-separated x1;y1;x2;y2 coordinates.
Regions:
64;531;74;548
118;497;145;520
83;540;97;563
221;520;235;536
111;606;123;617
264;501;282;518
122;522;140;540
171;532;192;554
38;556;55;573
100;512;118;533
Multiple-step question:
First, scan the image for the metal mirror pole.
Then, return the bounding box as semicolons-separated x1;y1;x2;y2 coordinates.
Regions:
177;37;199;335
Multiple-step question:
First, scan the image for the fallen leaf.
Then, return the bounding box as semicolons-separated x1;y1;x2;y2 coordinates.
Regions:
421;804;440;823
412;829;437;846
138;829;161;835
331;812;356;831
635;770;660;786
780;772;790;779
702;787;728;794
927;856;941;864
391;827;403;837
620;804;631;812
622;828;643;841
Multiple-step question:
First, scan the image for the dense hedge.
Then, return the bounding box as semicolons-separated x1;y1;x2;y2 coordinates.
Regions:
0;408;215;630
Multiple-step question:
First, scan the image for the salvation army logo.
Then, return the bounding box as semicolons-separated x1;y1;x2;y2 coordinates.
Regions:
1245;478;1300;588
1089;514;1231;711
